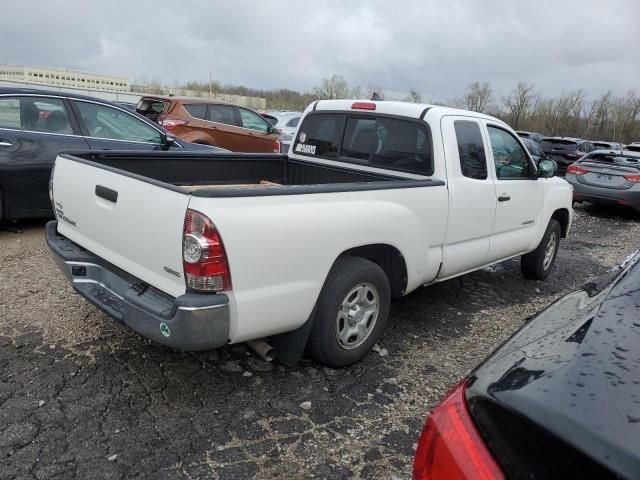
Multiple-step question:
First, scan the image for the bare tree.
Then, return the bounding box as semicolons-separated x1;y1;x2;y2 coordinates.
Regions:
464;82;493;113
502;82;537;129
404;88;423;103
313;74;351;100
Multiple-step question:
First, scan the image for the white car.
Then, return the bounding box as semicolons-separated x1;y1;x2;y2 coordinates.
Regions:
47;100;573;366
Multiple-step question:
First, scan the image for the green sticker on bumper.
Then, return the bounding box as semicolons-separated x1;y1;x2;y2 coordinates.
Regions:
160;323;170;337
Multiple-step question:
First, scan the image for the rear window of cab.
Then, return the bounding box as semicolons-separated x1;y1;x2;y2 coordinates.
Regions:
293;112;433;175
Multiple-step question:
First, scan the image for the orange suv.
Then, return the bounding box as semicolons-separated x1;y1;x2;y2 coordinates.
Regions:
136;96;280;153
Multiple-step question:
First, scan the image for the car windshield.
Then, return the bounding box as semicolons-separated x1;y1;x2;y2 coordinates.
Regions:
540;140;577;152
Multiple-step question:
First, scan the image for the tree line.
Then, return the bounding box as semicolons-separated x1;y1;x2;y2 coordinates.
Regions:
133;74;640;143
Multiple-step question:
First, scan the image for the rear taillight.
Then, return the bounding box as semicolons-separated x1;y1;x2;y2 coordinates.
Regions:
160;119;188;131
413;381;504;480
183;209;231;292
624;174;640;182
273;139;281;153
566;164;588;175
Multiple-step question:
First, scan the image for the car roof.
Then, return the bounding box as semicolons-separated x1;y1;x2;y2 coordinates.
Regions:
585;149;640;158
0;87;125;107
311;99;508;126
541;136;584;142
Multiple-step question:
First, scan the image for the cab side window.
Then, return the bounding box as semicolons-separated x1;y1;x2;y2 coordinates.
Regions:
454;120;487;179
487;126;532;179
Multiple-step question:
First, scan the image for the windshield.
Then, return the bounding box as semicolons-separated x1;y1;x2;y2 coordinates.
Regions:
540;140;577;152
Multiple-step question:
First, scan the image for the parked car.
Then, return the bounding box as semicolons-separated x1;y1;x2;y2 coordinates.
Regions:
520;137;549;163
625;142;640;152
262;111;302;153
0;87;219;222
592;140;623;151
46;99;572;367
264;110;302;135
539;137;596;175
566;149;640;211
516;130;545;144
413;250;640;480
135;96;281;153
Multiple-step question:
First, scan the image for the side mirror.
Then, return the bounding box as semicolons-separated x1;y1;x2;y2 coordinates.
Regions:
538;159;557;178
161;133;176;147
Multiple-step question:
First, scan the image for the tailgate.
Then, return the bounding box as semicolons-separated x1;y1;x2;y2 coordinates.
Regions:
52;155;189;297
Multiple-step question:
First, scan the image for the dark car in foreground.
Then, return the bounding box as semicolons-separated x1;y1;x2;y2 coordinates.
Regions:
413;250;640;479
567;150;640;212
0;88;219;222
540;137;595;175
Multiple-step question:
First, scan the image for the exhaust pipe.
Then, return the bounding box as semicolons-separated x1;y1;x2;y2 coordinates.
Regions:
247;339;275;362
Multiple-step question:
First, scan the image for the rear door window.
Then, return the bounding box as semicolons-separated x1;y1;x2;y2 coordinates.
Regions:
0;96;73;134
207;105;238;126
454;120;487;179
183;104;207;120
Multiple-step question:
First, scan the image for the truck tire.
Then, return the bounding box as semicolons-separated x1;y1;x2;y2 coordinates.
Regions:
521;219;561;280
307;256;391;367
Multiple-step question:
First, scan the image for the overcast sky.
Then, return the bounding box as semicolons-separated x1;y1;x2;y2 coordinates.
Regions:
2;0;639;101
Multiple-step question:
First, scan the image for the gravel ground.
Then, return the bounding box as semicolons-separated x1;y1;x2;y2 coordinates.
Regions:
0;204;638;480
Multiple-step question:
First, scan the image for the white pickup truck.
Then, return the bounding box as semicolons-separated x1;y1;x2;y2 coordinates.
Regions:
47;100;572;366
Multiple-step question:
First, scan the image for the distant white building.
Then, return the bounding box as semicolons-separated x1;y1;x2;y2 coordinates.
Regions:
0;64;129;93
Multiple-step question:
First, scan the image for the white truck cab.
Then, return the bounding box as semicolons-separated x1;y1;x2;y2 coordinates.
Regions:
47;100;572;366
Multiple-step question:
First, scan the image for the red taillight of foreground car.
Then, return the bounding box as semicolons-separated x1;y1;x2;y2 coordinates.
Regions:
160;118;188;131
413;381;504;480
623;174;640;182
183;209;231;292
566;164;588;175
273;139;281;153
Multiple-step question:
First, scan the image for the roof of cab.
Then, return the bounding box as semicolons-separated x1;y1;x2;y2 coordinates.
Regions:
310;99;507;125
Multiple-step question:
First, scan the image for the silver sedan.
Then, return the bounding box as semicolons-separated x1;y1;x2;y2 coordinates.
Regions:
567;150;640;211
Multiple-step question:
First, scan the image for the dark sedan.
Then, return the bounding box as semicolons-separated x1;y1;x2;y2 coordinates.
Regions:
0;88;220;222
568;150;640;212
540;137;596;175
413;250;640;479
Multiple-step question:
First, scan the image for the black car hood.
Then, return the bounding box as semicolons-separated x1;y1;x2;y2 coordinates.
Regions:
467;251;640;478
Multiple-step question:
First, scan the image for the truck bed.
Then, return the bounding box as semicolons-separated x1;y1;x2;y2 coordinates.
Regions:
64;151;441;197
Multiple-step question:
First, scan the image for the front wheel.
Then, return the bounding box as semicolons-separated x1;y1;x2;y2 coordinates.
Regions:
521;219;561;280
307;256;391;367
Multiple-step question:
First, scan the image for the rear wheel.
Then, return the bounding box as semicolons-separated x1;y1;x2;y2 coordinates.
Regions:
307;256;391;367
521;219;561;280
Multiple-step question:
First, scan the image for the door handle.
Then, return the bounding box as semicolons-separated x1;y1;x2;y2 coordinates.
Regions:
498;194;511;202
0;140;12;147
95;185;118;203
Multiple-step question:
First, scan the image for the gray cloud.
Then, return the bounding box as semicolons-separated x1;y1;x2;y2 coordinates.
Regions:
1;0;639;100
